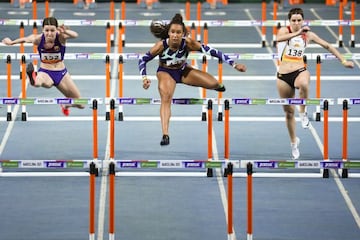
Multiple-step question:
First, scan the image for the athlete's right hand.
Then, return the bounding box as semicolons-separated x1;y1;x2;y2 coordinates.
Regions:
143;78;151;89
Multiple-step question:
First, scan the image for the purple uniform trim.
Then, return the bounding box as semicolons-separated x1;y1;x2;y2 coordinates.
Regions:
157;64;187;83
37;33;66;63
38;68;68;86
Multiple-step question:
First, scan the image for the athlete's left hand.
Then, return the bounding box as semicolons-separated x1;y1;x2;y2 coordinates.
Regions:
234;63;247;72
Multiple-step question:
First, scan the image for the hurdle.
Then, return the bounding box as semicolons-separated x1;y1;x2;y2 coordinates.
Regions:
113;98;216;177
0;98;101;177
221;98;345;178
337;98;360;178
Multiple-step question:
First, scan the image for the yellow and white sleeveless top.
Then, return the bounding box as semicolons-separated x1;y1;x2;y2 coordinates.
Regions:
277;26;307;63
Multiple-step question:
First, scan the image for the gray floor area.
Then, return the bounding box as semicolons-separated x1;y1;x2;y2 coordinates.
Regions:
0;2;360;240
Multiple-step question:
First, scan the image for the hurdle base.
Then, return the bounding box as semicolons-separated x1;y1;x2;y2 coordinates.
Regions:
201;111;207;121
340;168;348;178
207;168;213;177
217;112;223;121
21;112;27;121
350;40;355;48
118;112;124;121
7;112;12;121
323;169;329;178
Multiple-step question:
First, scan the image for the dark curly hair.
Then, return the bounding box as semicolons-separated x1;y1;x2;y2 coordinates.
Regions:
150;13;188;39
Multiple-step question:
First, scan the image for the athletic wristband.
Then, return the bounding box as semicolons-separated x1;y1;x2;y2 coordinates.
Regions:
232;63;237;68
142;76;147;81
341;59;347;65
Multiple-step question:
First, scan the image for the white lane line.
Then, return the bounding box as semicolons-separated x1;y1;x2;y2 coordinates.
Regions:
96;9;121;240
0;105;19;156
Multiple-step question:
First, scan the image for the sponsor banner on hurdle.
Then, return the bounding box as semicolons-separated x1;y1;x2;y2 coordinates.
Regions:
110;98;334;106
115;160;240;169
0;160;93;169
0;97;103;105
2;160;360;171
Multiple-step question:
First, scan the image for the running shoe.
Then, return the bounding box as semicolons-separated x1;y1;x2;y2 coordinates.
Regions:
26;63;36;86
60;105;70;116
299;112;310;129
160;135;170;146
215;83;226;92
291;137;300;160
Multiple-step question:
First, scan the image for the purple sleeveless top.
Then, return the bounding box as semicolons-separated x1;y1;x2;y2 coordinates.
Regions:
37;33;66;64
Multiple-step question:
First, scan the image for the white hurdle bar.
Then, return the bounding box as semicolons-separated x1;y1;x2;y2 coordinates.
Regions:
2;159;359;178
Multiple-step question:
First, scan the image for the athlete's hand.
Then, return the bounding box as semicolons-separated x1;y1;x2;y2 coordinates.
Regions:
2;38;13;45
142;78;151;89
234;63;247;72
58;24;70;34
299;26;310;34
343;60;354;69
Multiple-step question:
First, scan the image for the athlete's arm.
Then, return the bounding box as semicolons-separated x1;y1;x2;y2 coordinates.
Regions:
308;31;354;68
2;34;39;45
138;40;164;89
185;37;246;72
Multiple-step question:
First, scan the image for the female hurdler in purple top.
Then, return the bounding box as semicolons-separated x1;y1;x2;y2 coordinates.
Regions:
2;17;84;116
139;13;247;146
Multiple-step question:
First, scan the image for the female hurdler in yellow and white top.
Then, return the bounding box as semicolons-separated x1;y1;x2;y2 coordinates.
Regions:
276;8;354;159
